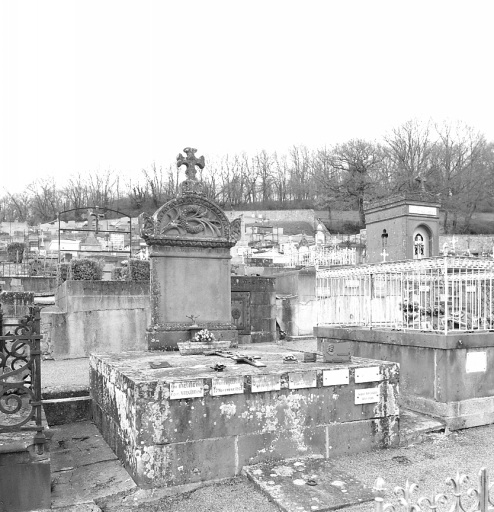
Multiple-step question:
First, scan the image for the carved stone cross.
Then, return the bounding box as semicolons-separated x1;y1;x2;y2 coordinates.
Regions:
177;147;205;181
381;248;388;262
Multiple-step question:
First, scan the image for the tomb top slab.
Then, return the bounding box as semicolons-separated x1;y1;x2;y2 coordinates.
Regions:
90;346;399;398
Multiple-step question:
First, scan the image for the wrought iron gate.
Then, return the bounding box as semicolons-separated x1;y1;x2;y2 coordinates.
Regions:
0;306;46;453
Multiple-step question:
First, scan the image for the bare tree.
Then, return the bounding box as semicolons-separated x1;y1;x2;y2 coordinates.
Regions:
87;170;117;209
27;178;62;223
63;173;90;215
288;145;314;201
430;122;492;232
384;119;434;192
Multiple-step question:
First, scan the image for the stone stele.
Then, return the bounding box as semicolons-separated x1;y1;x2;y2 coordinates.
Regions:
139;147;242;349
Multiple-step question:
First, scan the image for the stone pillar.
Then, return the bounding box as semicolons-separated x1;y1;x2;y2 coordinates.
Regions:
139;148;241;350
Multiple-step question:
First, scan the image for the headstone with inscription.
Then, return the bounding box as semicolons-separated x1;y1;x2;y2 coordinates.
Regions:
139;148;241;349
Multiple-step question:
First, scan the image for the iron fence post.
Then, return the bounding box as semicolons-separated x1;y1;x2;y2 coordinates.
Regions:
32;306;46;454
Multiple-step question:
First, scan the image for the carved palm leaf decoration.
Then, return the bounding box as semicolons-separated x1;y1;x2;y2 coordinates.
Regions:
160;205;222;237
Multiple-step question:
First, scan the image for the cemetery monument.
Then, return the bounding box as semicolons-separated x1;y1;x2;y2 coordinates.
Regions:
139;147;241;349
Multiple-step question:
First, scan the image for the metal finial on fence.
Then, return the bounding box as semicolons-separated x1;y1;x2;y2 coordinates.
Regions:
417;487;447;511
395;480;420;512
374;477;387;512
446;471;470;511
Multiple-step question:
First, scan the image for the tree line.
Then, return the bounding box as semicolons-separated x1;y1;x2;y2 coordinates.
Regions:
1;119;493;234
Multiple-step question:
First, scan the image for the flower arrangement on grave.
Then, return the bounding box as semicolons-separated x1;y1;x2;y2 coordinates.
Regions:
192;328;216;343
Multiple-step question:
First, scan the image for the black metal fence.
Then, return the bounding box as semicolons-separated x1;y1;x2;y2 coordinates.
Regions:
0;306;46;453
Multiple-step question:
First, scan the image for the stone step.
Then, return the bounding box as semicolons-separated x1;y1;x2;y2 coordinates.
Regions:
43;392;92;425
399;408;445;447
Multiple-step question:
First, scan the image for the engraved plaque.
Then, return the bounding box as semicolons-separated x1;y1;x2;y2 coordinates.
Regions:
323;368;349;386
355;387;380;404
170;379;204;400
211;376;244;396
355;366;382;383
251;374;281;393
409;205;437;216
466;351;487;373
288;371;317;390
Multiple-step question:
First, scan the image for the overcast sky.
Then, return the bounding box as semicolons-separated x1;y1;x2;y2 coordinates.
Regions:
1;0;493;193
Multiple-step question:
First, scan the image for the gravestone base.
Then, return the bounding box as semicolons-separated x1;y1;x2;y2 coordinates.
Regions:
0;423;51;512
315;326;494;430
146;324;239;350
90;347;400;488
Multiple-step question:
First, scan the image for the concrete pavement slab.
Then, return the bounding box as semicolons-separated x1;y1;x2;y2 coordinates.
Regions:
50;422;136;509
244;458;374;512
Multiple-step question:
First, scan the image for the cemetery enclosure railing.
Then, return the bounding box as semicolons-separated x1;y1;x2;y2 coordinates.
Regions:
316;257;494;334
374;467;494;512
0;260;57;278
0;306;46;452
285;246;357;267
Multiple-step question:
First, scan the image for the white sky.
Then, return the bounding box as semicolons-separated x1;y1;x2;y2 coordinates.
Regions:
1;0;493;193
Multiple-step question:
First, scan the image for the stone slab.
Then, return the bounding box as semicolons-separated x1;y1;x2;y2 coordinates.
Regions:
244;458;374;511
50;421;119;471
50;421;136;508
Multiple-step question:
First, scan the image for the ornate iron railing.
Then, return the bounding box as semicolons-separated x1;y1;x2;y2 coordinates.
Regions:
0;305;46;453
374;468;494;511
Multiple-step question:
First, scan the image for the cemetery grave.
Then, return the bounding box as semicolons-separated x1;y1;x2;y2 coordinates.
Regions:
88;148;402;493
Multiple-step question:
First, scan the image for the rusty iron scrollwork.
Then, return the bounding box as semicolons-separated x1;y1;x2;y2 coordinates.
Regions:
0;306;46;452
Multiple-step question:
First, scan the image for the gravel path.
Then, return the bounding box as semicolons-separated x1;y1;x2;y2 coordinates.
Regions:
96;424;494;512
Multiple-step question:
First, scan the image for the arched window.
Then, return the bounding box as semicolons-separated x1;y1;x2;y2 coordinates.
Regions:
414;233;425;259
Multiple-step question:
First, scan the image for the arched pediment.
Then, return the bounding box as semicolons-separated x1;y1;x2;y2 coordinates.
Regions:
139;195;241;248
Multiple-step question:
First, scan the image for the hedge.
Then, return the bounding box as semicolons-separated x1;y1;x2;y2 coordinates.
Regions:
7;242;26;263
112;259;150;282
70;259;103;281
127;259;150;281
57;258;103;283
0;291;34;305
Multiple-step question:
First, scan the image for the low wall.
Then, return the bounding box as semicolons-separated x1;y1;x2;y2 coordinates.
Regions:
224;209;316;227
0;276;56;293
41;276;279;358
314;326;494;430
42;281;150;359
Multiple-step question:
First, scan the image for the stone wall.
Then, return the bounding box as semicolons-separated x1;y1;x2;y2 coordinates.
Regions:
224;209;316;227
42;281;150;359
274;269;317;337
41;276;279;358
439;235;494;255
0;276;56;293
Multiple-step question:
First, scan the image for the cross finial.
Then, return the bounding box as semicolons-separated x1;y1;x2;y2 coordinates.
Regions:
414;174;427;191
177;147;205;181
451;235;457;251
381;248;388;262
